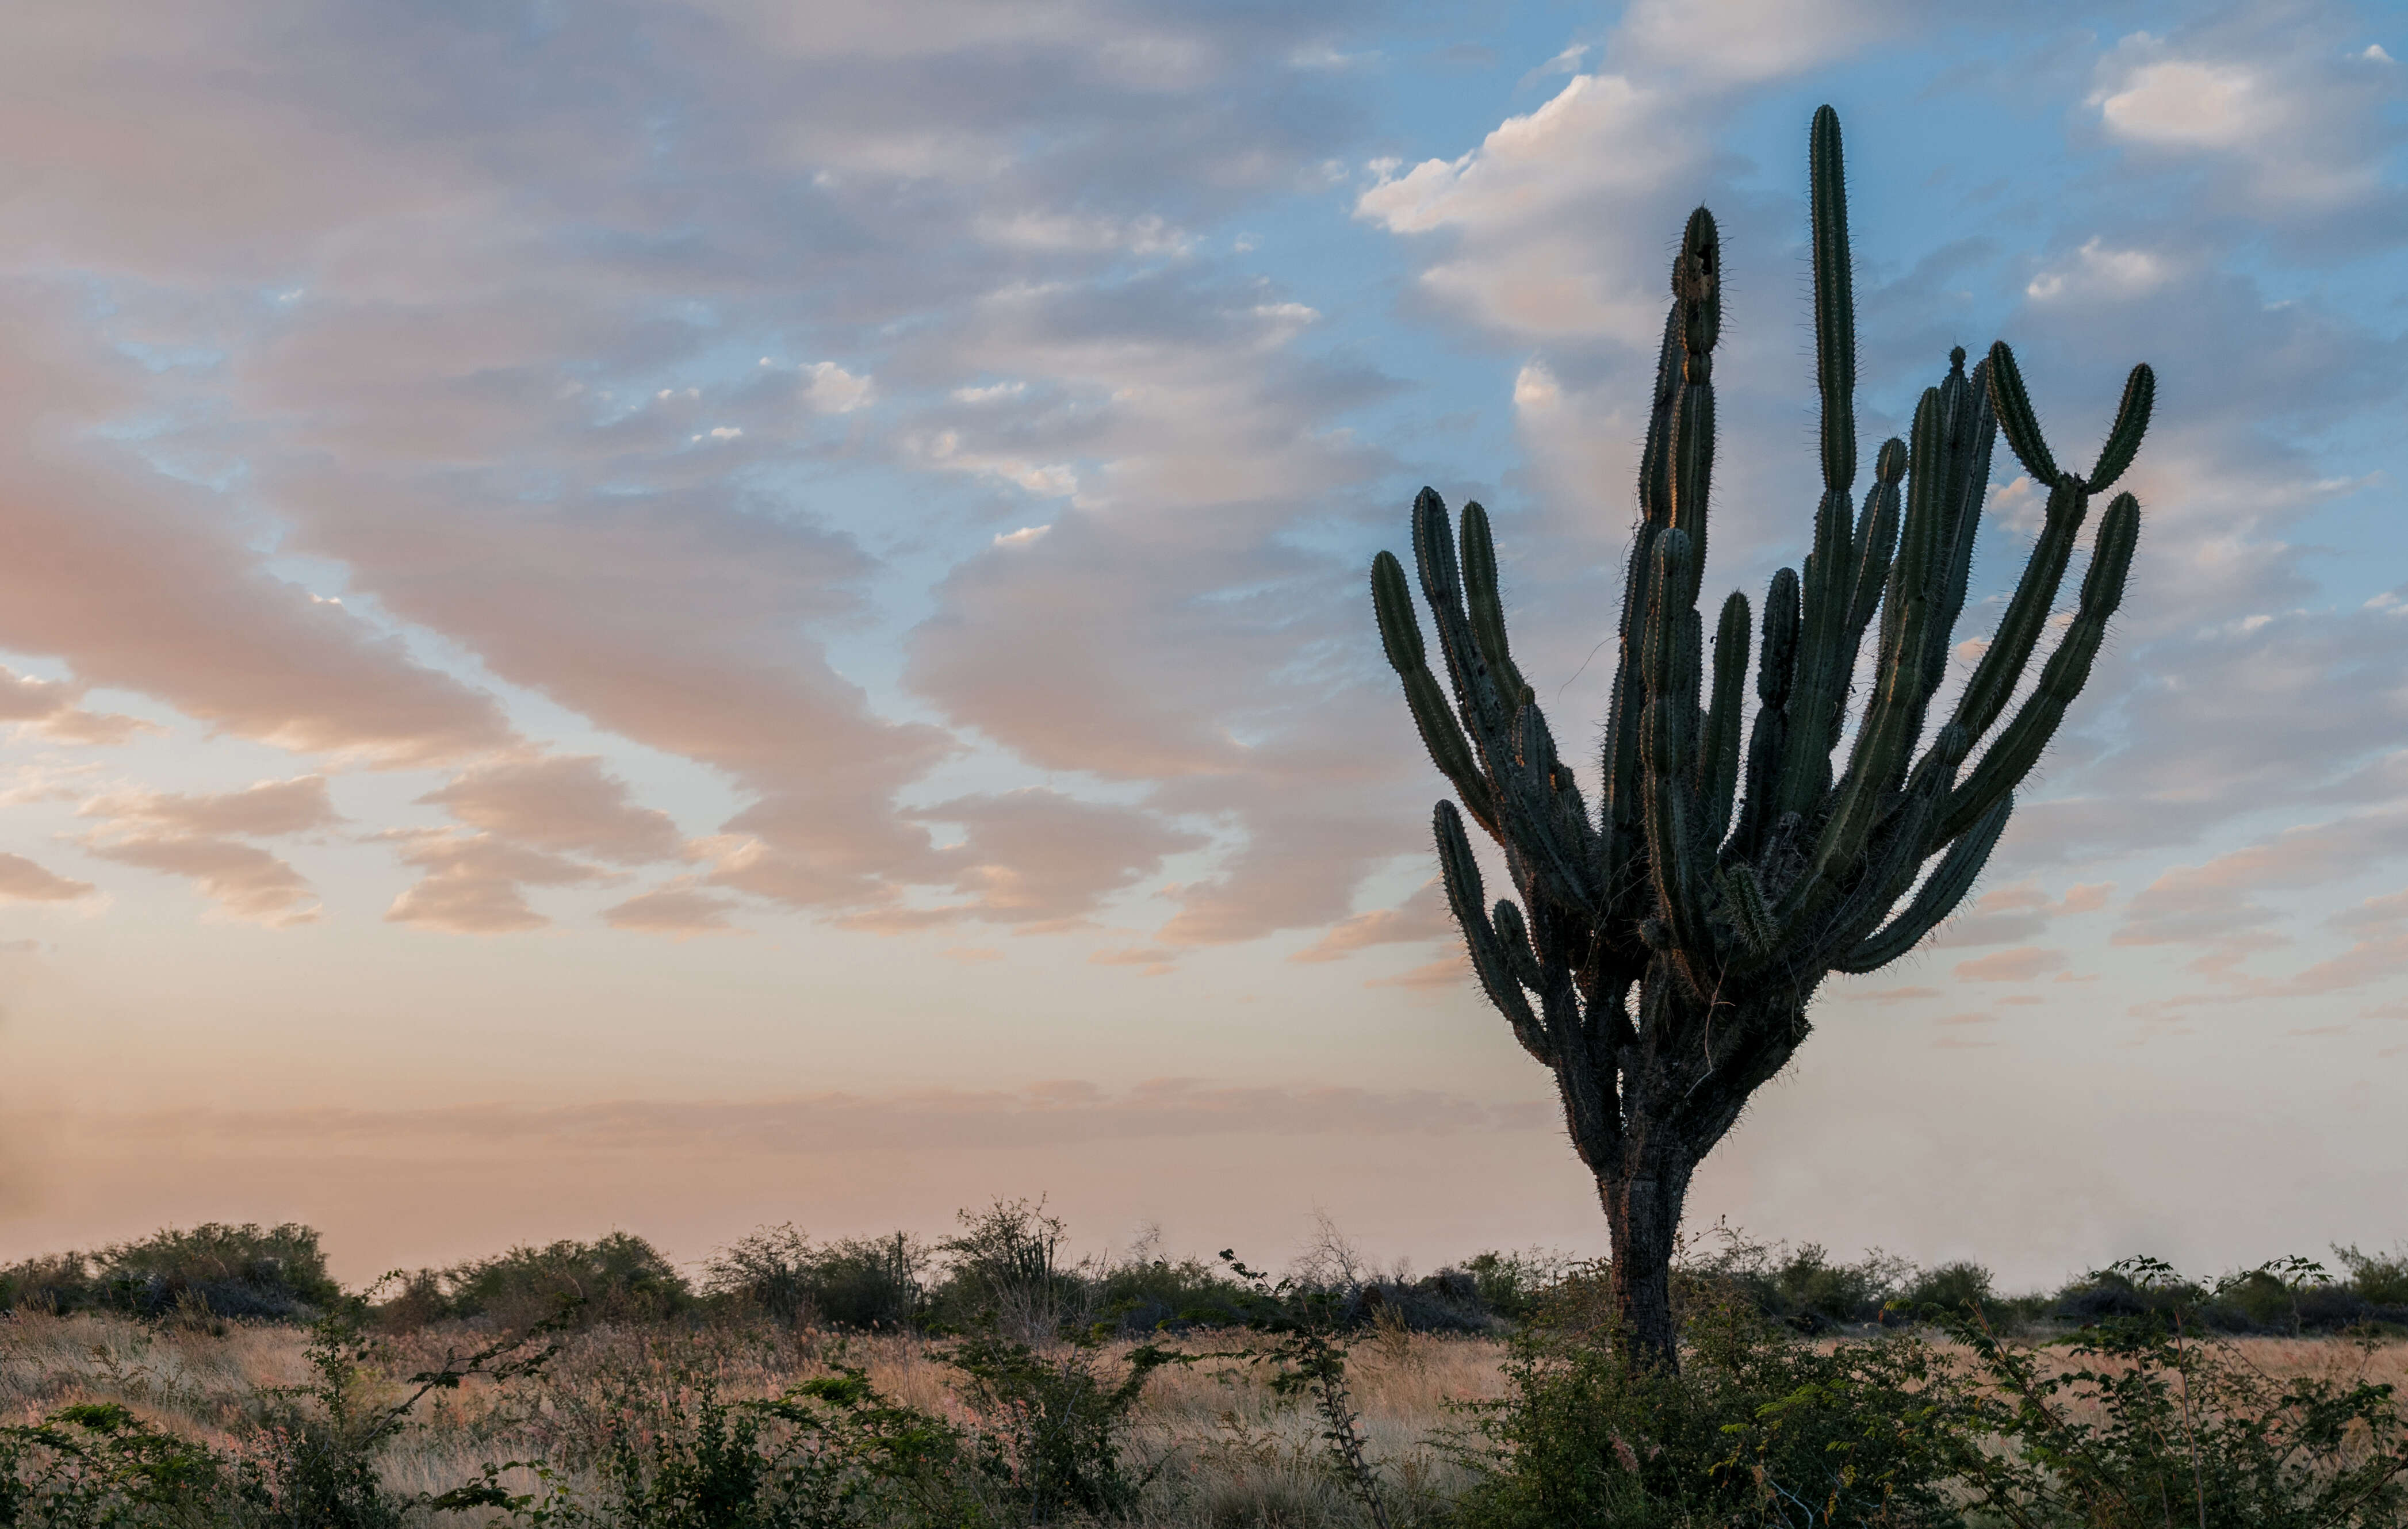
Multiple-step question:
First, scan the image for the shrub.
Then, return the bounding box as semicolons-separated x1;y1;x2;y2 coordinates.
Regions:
940;1332;1173;1523
0;1253;101;1316
929;1199;1082;1338
0;1402;235;1526
1939;1256;2408;1527
703;1225;929;1331
2338;1245;2408;1314
97;1223;340;1321
1454;1286;1971;1528
440;1232;690;1328
1682;1227;1913;1332
1898;1260;1993;1317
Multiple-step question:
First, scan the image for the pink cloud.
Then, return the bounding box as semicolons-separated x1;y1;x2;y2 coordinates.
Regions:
0;852;95;903
1954;946;2069;983
82;834;316;925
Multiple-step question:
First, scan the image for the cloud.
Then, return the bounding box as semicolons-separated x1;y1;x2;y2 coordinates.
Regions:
0;665;156;745
1954;946;2069;983
382;831;611;935
1354;72;1702;344
0;852;94;903
1855;986;1942;1005
81;776;342;838
71;775;339;923
2116;814;2408;948
1089;944;1176;976
1613;0;1905;84
419;757;680;864
1368;955;1468;990
1933;879;2117;950
2091;17;2408;243
75;1076;1547;1156
82;835;317;925
801;362;876;414
602;884;743;938
1289;878;1449;963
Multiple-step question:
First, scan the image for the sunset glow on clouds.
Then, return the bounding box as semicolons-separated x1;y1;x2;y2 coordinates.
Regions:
0;0;2402;1286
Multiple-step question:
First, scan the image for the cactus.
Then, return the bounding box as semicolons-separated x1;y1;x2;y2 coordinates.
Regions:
1369;105;2151;1369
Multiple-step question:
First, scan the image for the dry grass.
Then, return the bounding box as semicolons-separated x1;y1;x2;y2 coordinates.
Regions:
0;1310;1513;1524
5;1310;2398;1526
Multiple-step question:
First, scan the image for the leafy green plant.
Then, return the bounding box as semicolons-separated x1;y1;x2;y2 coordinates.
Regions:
434;1233;691;1329
1214;1252;1402;1529
1456;1285;1970;1529
703;1227;928;1331
234;1282;569;1527
0;1402;232;1527
1938;1256;2408;1528
462;1362;999;1529
938;1331;1173;1524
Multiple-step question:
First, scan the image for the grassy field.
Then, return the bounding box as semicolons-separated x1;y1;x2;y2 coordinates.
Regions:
5;1306;2403;1526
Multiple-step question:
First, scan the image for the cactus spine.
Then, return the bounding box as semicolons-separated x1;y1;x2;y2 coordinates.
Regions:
1369;106;2152;1369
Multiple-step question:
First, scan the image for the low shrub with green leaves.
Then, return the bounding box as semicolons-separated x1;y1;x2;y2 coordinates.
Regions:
1455;1286;1972;1529
0;1224;340;1323
702;1225;929;1331
1939;1256;2408;1527
389;1233;691;1331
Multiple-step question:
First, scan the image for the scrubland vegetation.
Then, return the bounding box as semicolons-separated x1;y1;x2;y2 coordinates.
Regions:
0;1205;2403;1526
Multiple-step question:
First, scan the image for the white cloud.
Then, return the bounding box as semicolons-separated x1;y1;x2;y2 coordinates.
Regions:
802;362;876;414
2092;25;2405;219
2026;238;2178;302
1354;72;1702;343
1614;0;1902;83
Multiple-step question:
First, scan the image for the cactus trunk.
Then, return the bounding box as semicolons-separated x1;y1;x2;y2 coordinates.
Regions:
1369;105;2151;1371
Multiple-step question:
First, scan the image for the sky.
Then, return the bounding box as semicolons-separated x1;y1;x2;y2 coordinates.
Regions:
0;0;2402;1293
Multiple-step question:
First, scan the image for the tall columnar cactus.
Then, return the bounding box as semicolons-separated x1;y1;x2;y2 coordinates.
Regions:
1370;105;2151;1369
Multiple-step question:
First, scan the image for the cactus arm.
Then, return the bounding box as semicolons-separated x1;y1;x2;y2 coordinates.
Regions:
2086;363;2156;494
1434;801;1552;1062
1640;532;1718;974
1986;340;2062;488
1726;566;1800;860
1602;307;1693;883
1771;489;1853;818
1946;476;2089;743
1938;492;2139;843
1916;353;1997;708
1832;791;2013;973
1460;500;1531;707
1412;490;1599;890
1411;488;1517;751
1492;898;1547;994
1698;591;1750;846
1667;208;1721;573
1810;104;1856;497
1718;862;1775;955
1372;550;1498;831
1802;387;1949;899
1806;723;1970;969
1847;438;1906;641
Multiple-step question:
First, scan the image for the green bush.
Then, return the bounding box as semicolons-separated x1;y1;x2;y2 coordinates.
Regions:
702;1226;928;1331
0;1224;339;1323
1454;1287;1970;1529
939;1332;1172;1523
1940;1256;2408;1527
0;1254;101;1317
0;1402;235;1527
2339;1246;2408;1312
435;1232;691;1329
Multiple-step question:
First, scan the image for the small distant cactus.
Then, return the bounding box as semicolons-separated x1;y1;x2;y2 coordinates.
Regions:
1370;105;2152;1368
